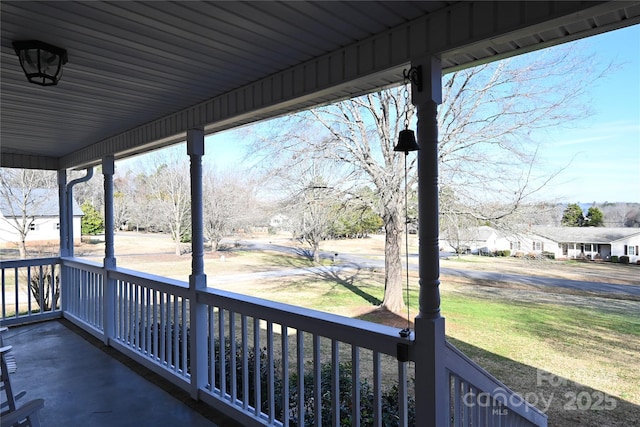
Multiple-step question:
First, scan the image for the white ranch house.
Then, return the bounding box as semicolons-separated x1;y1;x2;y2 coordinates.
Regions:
0;188;83;249
2;2;639;427
530;226;640;263
441;225;640;264
440;225;511;255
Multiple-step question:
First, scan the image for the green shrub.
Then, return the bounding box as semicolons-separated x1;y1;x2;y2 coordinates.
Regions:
620;255;630;264
495;250;511;257
611;255;619;263
542;251;555;260
289;361;415;426
141;324;414;425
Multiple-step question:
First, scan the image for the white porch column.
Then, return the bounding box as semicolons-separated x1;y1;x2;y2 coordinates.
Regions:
103;156;116;345
187;128;208;399
58;170;70;313
103;155;116;268
57;170;69;257
412;56;448;427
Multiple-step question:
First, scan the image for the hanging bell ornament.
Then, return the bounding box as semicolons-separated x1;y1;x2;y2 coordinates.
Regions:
394;129;419;153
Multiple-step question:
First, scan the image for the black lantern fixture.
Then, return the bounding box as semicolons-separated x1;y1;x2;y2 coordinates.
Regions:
395;66;421;338
12;40;68;86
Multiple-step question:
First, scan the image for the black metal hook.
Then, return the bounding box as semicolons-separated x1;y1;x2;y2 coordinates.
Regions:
403;65;422;92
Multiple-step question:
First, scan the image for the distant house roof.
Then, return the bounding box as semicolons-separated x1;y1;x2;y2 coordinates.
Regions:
532;226;640;244
0;188;83;218
440;225;504;242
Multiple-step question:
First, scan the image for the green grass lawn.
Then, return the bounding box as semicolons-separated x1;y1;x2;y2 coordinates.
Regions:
210;256;640;427
438;284;640;427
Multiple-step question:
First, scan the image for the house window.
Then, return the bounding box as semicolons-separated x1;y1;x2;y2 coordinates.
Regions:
510;241;521;251
533;241;543;251
630;246;636;256
562;244;568;256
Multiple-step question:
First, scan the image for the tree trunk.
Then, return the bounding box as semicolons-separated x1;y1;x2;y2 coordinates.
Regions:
381;212;405;312
19;236;28;259
312;241;321;263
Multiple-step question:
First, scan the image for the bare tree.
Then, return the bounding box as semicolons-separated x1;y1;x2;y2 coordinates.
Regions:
202;168;259;251
251;43;608;312
142;149;192;255
0;169;57;258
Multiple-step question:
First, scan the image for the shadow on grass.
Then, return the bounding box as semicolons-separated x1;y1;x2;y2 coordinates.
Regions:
258;249;383;306
445;337;640;427
310;265;382;306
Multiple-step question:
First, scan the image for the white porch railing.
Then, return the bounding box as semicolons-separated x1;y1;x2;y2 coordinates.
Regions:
0;257;62;326
446;342;548;427
1;257;547;427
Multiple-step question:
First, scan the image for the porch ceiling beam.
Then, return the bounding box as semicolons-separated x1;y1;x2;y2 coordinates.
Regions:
1;153;60;171
55;0;640;170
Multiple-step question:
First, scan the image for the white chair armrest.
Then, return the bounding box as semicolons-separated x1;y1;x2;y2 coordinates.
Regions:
1;398;45;427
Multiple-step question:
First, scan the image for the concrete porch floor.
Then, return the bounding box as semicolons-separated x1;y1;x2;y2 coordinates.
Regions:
2;320;243;427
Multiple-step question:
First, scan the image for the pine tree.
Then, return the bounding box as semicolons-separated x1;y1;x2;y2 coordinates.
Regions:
80;201;105;235
585;206;604;227
561;203;584;227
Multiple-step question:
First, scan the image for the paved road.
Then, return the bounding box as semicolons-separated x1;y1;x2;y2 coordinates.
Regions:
220;240;640;298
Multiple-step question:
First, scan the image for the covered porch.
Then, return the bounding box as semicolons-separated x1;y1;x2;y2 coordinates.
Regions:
2;320;239;427
2;255;544;426
3;2;640;426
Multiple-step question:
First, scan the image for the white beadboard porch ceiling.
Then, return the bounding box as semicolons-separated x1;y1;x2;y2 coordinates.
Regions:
1;1;639;170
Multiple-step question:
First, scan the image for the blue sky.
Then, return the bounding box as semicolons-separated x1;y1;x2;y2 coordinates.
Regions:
538;24;640;203
199;25;640;204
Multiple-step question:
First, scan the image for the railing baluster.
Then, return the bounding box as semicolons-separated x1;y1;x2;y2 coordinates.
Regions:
281;325;289;427
296;330;304;427
242;314;249;410
398;360;408;427
87;269;92;324
134;283;140;349
351;346;360;427
26;266;32;315
166;293;173;368
462;381;470;425
123;281;129;343
451;373;460;427
153;290;158;360
38;265;44;315
1;268;5;319
14;268;19;318
160;292;166;365
144;287;150;356
129;281;135;345
373;351;382;427
331;339;339;427
253;316;260;416
230;311;237;403
181;297;187;374
208;305;216;393
219;308;226;397
267;320;274;424
313;334;321;427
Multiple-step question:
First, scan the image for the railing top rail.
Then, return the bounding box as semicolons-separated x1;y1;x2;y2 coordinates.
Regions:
61;257;104;273
199;287;412;357
109;267;189;296
0;257;61;268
